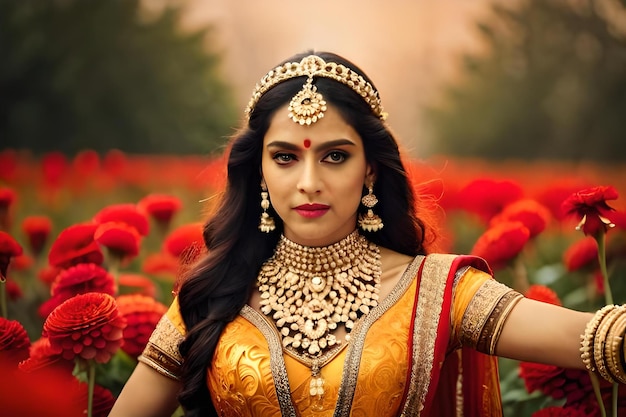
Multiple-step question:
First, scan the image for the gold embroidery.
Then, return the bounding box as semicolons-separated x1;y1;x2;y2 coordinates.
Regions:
460;279;523;355
138;314;184;380
401;253;458;416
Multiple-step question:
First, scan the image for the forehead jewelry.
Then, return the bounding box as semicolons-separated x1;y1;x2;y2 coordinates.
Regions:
245;55;387;125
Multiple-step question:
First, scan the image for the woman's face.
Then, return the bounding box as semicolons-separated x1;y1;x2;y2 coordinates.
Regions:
261;103;373;247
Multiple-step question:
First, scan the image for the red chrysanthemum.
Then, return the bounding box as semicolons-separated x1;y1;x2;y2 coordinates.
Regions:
43;292;126;363
0;317;31;365
535;182;592;221
0;186;16;209
141;252;179;279
532;406;589;417
607;209;626;231
18;337;69;373
0;231;23;281
41;151;69;188
38;265;62;286
116;294;167;358
11;253;34;271
491;199;552;238
1;357;84;417
562;186;619;236
138;193;182;225
470;221;530;270
163;222;204;259
457;178;524;222
48;223;103;269
39;263;116;318
93;203;150;237
21;215;53;256
525;284;562;306
118;273;157;298
94;221;142;260
77;382;116;417
519;361;593;405
563;237;598;272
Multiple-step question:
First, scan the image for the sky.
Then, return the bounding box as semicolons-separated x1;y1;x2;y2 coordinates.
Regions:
166;0;500;156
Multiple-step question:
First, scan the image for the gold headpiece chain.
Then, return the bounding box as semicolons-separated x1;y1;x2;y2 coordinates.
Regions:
245;55;387;125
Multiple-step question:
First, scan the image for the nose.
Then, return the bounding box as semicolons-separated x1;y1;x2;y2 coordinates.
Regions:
297;159;322;194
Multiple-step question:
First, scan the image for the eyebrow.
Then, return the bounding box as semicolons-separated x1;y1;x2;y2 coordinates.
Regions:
265;139;356;152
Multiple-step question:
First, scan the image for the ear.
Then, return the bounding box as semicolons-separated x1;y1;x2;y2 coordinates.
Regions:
365;163;376;186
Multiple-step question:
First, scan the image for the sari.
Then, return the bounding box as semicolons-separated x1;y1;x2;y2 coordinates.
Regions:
140;254;521;416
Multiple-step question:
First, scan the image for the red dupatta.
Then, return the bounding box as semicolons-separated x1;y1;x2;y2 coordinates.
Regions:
399;254;503;417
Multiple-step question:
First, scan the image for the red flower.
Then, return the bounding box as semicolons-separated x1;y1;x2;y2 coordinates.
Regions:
18;337;69;373
519;361;593;405
0;186;16;205
77;382;116;417
116;294;167;358
39;263;116;318
457;178;524;222
490;199;552;238
48;223;103;269
535;182;592;221
41;151;69;188
163;222;204;259
1;358;85;417
11;253;34;271
532;406;588;417
21;215;53;256
43;292;126;363
0;231;23;281
118;273;157;298
138;193;182;225
141;252;179;279
470;221;530;270
94;221;142;260
562;186;619;236
93;203;150;237
563;237;598;272
38;266;62;286
525;285;562;306
0;317;31;365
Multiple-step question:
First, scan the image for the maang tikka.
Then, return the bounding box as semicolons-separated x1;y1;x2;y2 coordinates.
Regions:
259;182;276;233
358;184;384;232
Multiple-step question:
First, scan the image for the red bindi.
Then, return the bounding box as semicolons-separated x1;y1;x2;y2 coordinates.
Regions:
303;139;311;149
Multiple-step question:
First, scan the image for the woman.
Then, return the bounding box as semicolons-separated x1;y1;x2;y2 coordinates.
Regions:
109;51;624;417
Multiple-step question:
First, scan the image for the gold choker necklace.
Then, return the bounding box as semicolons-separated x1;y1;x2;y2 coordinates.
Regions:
257;230;381;359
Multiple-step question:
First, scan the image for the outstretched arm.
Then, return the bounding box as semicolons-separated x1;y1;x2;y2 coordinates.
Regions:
495;298;592;369
108;362;182;417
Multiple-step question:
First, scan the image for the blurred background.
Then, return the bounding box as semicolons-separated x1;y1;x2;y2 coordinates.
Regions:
3;0;625;161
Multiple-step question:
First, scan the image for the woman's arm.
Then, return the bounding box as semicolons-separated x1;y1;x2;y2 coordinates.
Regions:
495;298;593;369
108;362;182;417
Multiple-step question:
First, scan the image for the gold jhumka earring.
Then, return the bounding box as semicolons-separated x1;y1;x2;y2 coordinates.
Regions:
358;184;383;232
258;182;276;233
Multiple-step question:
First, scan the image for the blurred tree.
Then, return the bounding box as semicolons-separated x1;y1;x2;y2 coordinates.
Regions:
0;0;237;155
426;0;626;162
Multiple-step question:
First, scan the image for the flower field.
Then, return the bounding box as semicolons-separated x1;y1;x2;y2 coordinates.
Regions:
1;148;626;417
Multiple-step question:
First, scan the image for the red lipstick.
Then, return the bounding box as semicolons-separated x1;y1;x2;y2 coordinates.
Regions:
294;203;330;218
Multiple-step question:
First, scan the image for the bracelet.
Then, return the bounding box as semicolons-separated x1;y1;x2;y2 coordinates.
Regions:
580;305;615;373
580;304;626;384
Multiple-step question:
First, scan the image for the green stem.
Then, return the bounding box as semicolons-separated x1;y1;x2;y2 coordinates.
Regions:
0;280;7;318
87;360;95;417
589;372;607;417
595;230;613;305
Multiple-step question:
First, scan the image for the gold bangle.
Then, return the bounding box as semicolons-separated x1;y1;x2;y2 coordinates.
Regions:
604;307;626;384
580;305;616;372
594;306;623;383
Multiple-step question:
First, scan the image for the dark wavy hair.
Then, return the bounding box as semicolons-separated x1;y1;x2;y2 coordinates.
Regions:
176;51;427;416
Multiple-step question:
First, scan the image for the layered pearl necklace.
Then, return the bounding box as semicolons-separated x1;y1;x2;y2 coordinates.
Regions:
257;230;382;359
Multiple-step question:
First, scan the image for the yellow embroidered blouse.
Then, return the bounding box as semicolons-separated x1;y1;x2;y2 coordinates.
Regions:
139;255;521;417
